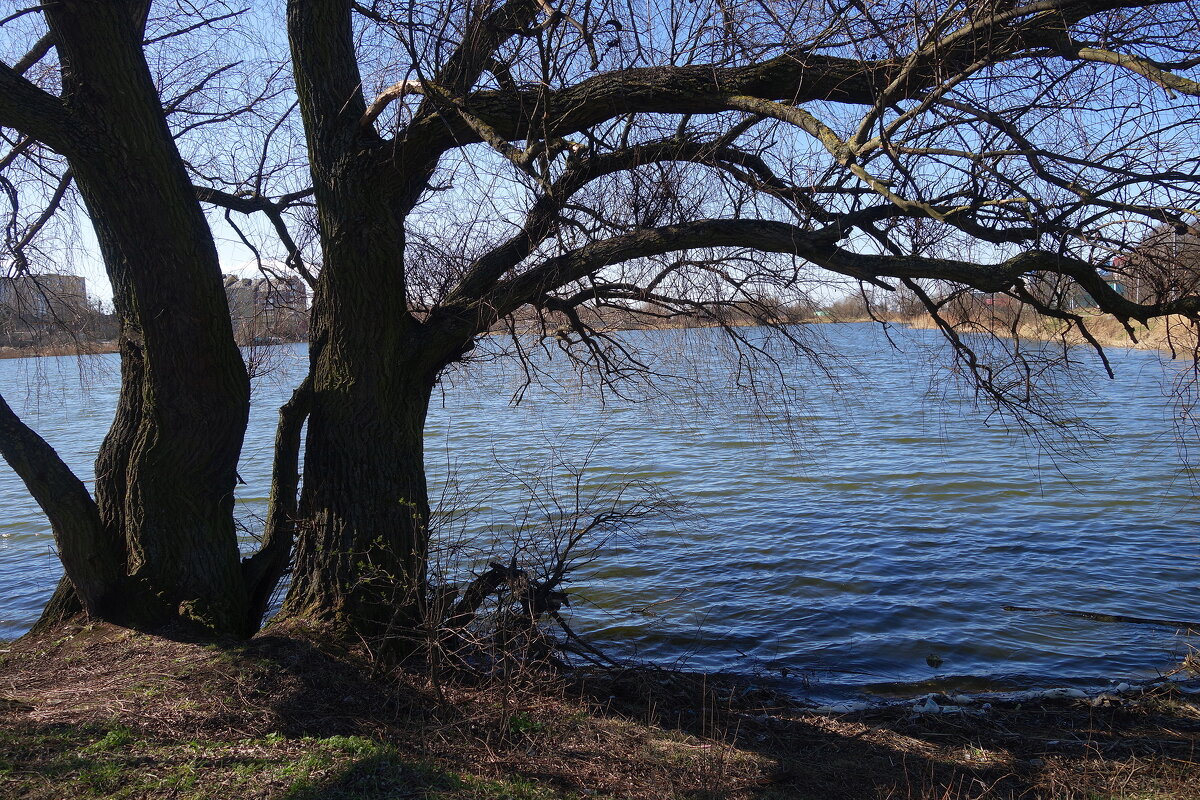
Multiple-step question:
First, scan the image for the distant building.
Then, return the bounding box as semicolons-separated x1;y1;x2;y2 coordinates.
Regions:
0;274;94;347
0;274;87;322
223;274;308;343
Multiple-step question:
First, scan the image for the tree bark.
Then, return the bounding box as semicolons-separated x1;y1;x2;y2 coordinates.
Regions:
283;361;435;648
30;577;83;635
279;0;448;649
38;1;252;633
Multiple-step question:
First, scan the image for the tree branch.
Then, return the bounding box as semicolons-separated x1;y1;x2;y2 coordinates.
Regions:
287;0;371;145
485;217;1197;325
361;79;425;130
13;31;54;76
392;0;1191;189
242;375;312;630
0;390;124;618
1069;43;1200;96
437;134;866;318
0;62;80;156
195;185;316;284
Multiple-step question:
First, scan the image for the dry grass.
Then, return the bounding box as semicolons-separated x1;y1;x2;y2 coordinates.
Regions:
902;311;1200;356
2;622;1199;799
0;340;118;360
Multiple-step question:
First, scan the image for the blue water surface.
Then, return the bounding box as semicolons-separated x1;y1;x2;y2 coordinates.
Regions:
1;323;1196;699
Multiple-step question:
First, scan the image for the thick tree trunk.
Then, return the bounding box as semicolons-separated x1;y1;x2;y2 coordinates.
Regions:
279;0;449;649
33;2;253;633
283;341;435;648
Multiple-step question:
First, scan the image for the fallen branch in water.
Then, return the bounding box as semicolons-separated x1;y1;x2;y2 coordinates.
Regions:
1003;605;1200;631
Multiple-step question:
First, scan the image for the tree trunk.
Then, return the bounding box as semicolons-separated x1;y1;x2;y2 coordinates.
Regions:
279;0;449;649
36;2;252;634
277;183;440;646
283;338;435;649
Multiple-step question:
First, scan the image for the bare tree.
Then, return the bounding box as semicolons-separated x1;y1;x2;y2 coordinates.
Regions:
0;0;1198;648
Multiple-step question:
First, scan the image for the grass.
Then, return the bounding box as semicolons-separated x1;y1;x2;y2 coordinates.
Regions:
1;622;1199;799
0;719;535;799
901;309;1200;356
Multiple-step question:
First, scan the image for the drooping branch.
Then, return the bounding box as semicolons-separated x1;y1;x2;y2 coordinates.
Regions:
435;134;912;325
478;219;874;317
0;391;124;618
484;217;1199;326
6;169;72;271
441;138;745;309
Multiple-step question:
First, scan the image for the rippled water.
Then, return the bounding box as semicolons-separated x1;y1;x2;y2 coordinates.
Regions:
2;323;1197;699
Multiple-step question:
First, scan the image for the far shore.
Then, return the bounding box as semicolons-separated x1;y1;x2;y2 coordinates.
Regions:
894;311;1198;355
0;341;119;360
2;311;1193;362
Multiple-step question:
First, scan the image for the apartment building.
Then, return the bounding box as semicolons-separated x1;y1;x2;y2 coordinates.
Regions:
223;273;308;343
0;274;87;322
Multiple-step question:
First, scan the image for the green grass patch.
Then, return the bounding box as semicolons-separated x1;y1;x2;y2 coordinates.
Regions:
83;724;135;752
506;712;546;735
449;774;572;800
0;722;492;800
317;735;393;757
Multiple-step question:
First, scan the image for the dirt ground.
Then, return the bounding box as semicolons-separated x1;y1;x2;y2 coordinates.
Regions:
2;621;1198;799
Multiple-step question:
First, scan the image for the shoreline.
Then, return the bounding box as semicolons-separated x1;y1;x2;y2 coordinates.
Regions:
0;337;312;360
894;312;1198;355
0;340;119;359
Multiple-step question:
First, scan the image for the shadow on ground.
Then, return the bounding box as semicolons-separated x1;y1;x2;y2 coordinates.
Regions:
2;622;1198;799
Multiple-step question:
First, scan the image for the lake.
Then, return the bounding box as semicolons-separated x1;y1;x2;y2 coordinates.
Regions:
2;323;1197;700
